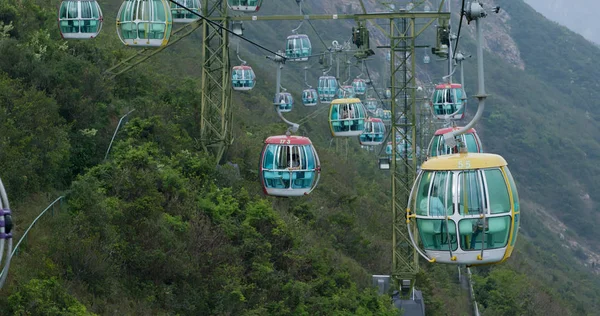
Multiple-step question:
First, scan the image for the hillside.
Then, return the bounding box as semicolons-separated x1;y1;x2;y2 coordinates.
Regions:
0;0;598;315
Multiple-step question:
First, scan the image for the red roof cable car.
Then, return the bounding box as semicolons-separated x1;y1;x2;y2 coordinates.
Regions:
231;41;256;91
259;52;321;197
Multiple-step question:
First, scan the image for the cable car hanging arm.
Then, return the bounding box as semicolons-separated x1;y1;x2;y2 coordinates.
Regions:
270;54;299;134
444;2;496;148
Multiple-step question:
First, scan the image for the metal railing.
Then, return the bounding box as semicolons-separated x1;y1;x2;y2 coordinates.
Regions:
11;196;64;257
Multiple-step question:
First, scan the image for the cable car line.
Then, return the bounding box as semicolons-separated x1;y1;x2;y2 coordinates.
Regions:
452;0;466;60
166;0;284;59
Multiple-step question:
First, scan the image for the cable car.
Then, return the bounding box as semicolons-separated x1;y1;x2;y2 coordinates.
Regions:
374;108;384;119
285;34;312;61
259;135;321;197
407;153;520;266
275;92;293;112
231;65;255;91
58;0;103;39
385;141;412;160
117;0;172;47
431;83;466;120
382;110;392;123
428;127;482;158
318;76;337;104
227;0;262;12
359;118;385;146
337;85;355;98
302;89;318;106
365;98;378;112
385;88;392;99
170;0;200;23
352;78;367;95
329;98;367;137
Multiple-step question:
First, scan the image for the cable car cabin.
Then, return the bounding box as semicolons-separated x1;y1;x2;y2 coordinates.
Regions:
337;85;355;98
374;108;384;119
302;89;318;106
285;34;312;61
359;118;385;146
170;0;200;23
428;127;482;158
352;79;367;95
259;135;321;197
385;88;392;99
274;92;293;112
382;110;392;123
318;76;337;104
232;65;255;91
58;0;103;39
385;141;412;160
431;83;466;120
407;153;520;266
365;98;378;112
117;0;172;47
329;98;366;137
227;0;262;12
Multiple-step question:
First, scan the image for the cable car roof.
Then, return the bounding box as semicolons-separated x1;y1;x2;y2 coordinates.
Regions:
421;153;507;170
435;83;462;89
233;65;253;70
264;135;313;145
287;34;309;39
331;98;362;104
434;126;477;135
367;117;383;123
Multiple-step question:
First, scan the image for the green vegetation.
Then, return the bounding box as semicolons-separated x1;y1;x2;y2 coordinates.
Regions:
0;0;598;315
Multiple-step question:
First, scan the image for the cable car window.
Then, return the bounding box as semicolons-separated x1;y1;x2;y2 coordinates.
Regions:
67;1;77;18
458;170;485;215
416;218;458;251
304;145;315;169
81;2;91;18
263;145;276;169
504;168;519;213
59;3;68;19
485;169;510;214
458;216;510;250
465;134;478;152
431;171;452;216
276;146;289;169
415;171;432;216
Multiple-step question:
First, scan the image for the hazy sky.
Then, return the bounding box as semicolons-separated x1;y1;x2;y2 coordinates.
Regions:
524;0;600;44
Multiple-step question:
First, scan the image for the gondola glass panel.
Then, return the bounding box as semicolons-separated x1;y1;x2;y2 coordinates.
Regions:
259;135;321;197
59;0;103;39
407;153;519;266
117;0;172;47
329;98;366;137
